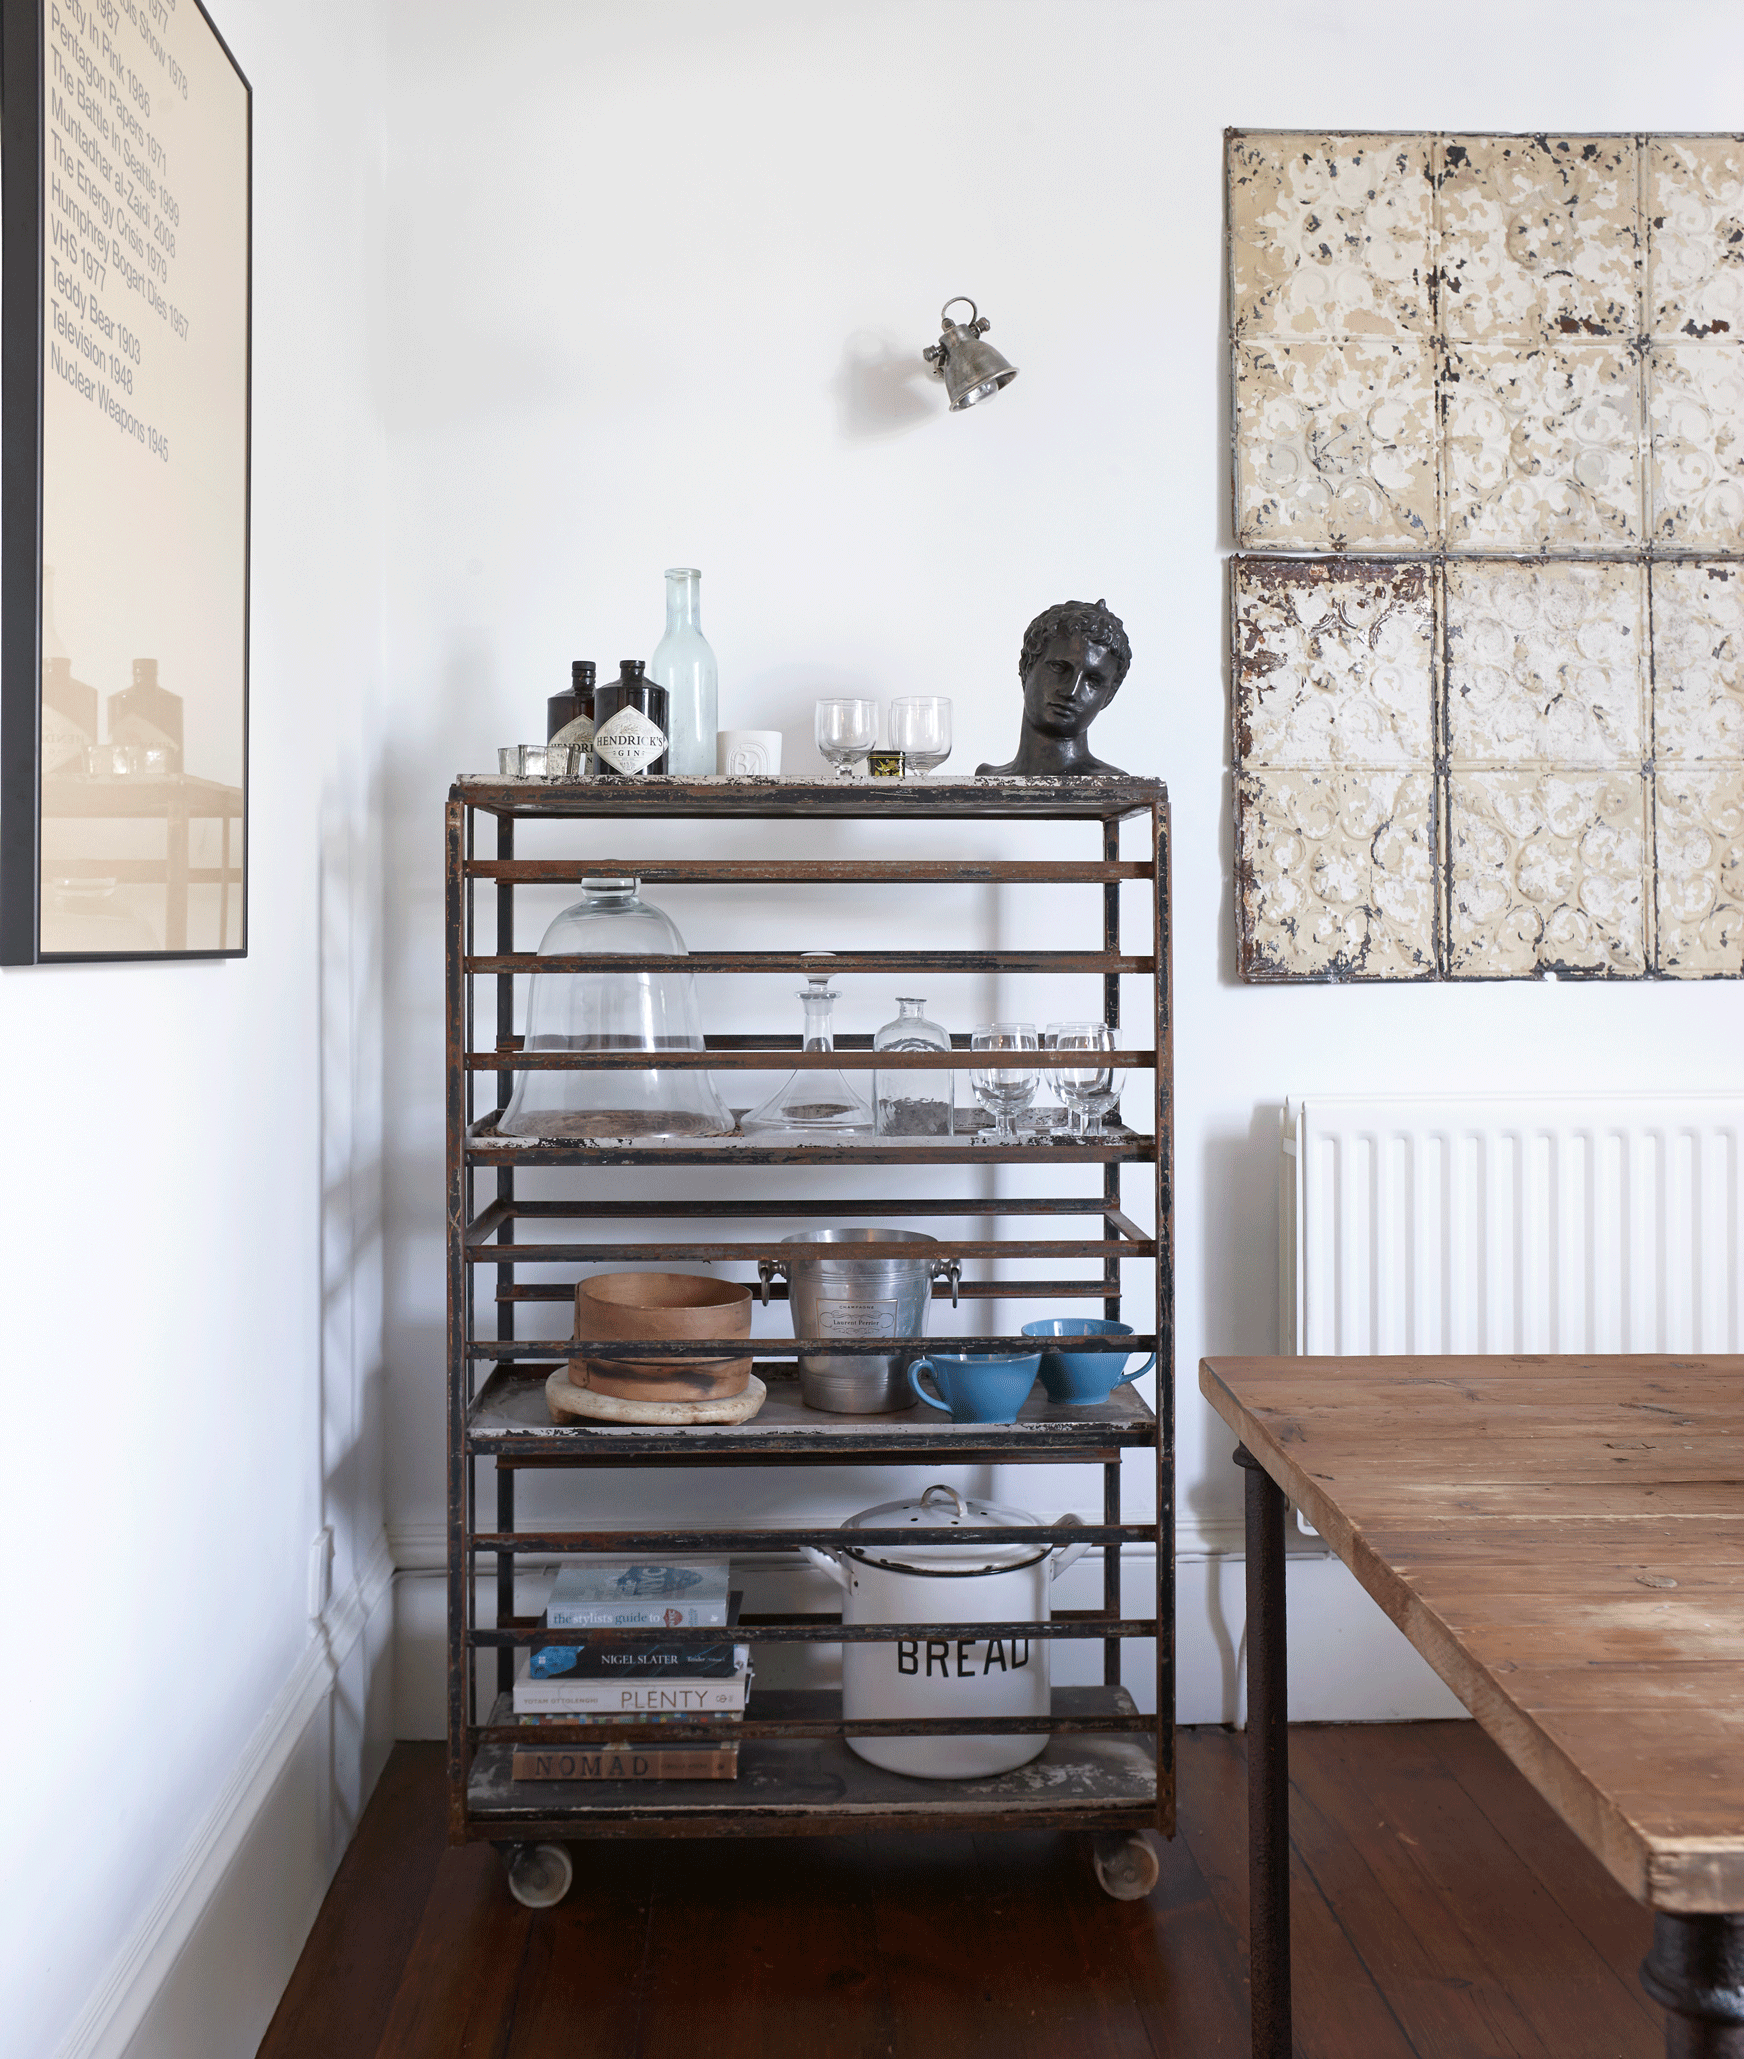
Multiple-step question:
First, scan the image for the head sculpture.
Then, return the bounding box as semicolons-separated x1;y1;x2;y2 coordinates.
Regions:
977;598;1132;778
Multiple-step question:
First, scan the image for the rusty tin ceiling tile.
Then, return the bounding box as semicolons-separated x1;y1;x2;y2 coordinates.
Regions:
1655;768;1744;975
1447;769;1647;978
1236;767;1436;980
1446;560;1647;766
1228;132;1435;340
1234;337;1439;549
1436;135;1640;343
1443;342;1643;550
1646;342;1744;548
1652;562;1744;761
1234;557;1434;766
1649;138;1744;340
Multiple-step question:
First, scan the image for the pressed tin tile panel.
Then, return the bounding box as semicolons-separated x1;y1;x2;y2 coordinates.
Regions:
1649;138;1744;340
1235;768;1436;980
1437;135;1639;342
1234;338;1438;549
1233;557;1433;766
1647;342;1744;548
1656;769;1744;975
1442;343;1642;550
1227;133;1744;979
1228;133;1434;341
1445;560;1646;766
1652;562;1744;761
1447;769;1647;978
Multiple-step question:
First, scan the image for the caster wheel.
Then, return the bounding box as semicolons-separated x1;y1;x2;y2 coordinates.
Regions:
503;1841;573;1909
1093;1831;1160;1902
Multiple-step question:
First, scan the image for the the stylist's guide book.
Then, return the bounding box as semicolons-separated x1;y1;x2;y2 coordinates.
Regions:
544;1558;732;1629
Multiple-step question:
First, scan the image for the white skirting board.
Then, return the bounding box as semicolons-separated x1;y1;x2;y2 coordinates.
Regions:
56;1536;395;2059
391;1535;1461;1737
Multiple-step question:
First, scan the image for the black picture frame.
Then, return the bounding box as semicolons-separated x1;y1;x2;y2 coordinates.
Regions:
1;0;251;963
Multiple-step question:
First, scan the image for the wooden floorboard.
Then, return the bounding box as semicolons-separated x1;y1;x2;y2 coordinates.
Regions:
259;1724;1669;2059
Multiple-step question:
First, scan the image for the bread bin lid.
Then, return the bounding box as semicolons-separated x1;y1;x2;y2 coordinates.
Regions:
840;1483;1048;1575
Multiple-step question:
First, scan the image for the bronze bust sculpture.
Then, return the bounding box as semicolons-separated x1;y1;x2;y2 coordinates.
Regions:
976;598;1132;777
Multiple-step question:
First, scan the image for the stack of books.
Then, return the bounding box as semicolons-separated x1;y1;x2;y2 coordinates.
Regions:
510;1557;749;1782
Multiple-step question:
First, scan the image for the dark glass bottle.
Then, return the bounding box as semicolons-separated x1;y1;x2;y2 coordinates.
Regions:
107;658;183;772
591;660;671;777
548;660;596;751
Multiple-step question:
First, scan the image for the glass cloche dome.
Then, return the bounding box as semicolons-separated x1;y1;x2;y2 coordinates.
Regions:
501;877;732;1141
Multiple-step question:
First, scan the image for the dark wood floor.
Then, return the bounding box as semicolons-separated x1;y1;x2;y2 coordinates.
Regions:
259;1722;1662;2058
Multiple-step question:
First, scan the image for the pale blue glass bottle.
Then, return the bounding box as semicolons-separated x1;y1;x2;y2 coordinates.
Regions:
648;567;717;776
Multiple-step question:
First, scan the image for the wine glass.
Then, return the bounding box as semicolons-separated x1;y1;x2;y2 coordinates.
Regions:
970;1023;1038;1144
889;696;952;776
1049;1022;1119;1139
815;699;878;778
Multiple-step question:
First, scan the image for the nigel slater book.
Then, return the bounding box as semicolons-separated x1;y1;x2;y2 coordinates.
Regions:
543;1557;732;1629
532;1595;743;1678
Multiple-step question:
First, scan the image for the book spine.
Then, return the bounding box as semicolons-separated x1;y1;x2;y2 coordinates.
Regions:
543;1604;731;1629
513;1679;750;1715
511;1746;739;1782
556;1647;739;1680
513;1709;745;1732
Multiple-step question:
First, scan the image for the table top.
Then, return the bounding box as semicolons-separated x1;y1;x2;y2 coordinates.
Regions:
1199;1354;1744;1914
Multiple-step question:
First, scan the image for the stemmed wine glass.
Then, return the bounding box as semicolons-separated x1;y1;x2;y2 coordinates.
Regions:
815;699;879;778
1047;1022;1122;1139
889;696;952;776
970;1023;1038;1144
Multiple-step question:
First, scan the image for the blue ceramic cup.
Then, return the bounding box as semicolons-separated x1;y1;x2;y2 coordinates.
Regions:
907;1352;1041;1425
1023;1319;1156;1405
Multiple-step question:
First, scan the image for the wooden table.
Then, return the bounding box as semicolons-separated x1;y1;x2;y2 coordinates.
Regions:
1199;1354;1744;2058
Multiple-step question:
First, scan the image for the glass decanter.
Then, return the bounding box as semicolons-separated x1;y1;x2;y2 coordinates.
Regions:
742;958;872;1134
873;996;954;1137
500;878;733;1141
648;567;717;777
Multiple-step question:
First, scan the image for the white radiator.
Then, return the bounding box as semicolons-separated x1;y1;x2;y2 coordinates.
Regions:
1283;1096;1744;1356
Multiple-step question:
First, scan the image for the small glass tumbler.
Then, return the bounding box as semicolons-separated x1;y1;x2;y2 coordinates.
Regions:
970;1023;1038;1144
815;699;878;777
889;696;952;775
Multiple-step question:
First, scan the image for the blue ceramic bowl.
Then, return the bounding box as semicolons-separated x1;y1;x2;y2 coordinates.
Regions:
1023;1319;1156;1405
908;1352;1041;1425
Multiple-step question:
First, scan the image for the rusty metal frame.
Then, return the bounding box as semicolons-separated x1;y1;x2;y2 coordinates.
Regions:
444;776;1174;1847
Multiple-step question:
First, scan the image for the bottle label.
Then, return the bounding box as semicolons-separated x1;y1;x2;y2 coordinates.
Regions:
550;713;595;752
594;706;668;774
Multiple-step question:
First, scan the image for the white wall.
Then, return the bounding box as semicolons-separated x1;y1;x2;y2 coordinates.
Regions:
379;0;1744;1732
0;4;390;2054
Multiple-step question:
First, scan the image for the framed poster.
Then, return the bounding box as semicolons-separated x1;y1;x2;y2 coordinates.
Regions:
1;0;250;962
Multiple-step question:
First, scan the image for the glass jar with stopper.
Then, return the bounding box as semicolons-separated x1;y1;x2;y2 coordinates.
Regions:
741;954;872;1134
872;997;954;1137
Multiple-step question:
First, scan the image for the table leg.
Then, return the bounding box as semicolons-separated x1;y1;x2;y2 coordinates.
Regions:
1236;1444;1292;2059
1642;1912;1744;2056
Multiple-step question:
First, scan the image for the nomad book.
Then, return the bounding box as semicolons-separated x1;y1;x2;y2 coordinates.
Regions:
510;1745;739;1782
543;1558;732;1629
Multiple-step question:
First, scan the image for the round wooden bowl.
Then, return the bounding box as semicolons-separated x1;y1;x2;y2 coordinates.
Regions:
573;1272;754;1401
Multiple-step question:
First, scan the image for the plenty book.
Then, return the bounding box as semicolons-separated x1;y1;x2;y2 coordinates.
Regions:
510;1744;739;1782
512;1649;753;1717
543;1557;732;1629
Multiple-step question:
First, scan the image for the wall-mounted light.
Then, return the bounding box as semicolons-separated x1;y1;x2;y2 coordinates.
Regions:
922;297;1018;411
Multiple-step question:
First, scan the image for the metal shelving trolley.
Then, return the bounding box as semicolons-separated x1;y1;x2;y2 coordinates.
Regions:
445;774;1173;1903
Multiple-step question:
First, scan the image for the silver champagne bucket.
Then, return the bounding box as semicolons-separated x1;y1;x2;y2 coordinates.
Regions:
759;1228;961;1414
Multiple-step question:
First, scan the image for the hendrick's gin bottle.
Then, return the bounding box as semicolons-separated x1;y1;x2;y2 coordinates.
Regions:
548;660;596;754
591;660;670;777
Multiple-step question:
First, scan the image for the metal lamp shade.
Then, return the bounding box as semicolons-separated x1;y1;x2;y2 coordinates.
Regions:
924;299;1018;411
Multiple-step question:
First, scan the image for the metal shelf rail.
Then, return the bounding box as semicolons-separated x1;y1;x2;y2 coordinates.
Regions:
445;775;1173;1867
